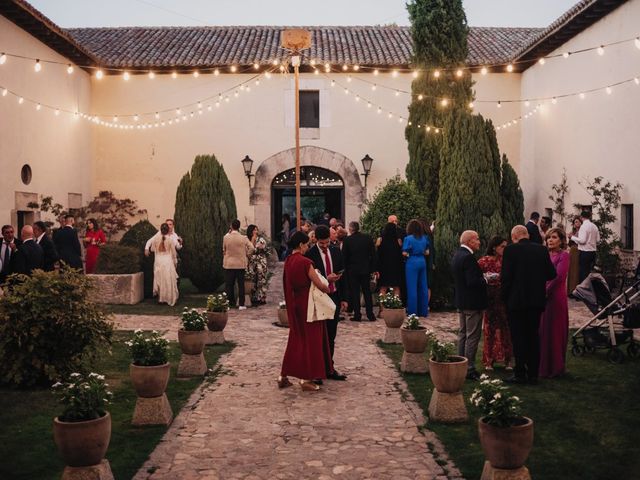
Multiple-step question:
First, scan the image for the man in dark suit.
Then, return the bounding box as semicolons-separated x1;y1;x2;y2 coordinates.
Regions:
525;212;543;244
501;225;557;385
1;224;22;283
451;230;488;380
342;221;377;322
53;215;83;270
11;225;44;275
33;221;60;271
305;225;348;381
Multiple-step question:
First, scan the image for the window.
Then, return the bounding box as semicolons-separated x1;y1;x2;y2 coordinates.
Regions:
21;164;32;185
299;90;319;128
621;204;634;250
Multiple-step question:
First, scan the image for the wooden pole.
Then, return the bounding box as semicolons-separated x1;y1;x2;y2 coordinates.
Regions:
294;58;301;231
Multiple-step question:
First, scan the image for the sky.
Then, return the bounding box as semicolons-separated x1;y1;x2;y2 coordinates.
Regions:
27;0;578;28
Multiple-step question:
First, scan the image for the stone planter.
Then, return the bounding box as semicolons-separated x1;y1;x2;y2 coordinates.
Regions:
479;417;534;479
277;308;289;327
205;311;228;344
400;327;429;373
53;412;111;468
87;272;143;305
428;356;468;423
130;364;173;426
382;308;404;344
178;329;206;355
177;330;207;377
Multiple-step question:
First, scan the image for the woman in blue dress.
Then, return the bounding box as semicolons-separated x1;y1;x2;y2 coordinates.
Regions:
402;219;430;317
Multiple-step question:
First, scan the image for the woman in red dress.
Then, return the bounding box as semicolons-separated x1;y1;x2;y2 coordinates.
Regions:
278;231;333;392
478;235;513;371
83;218;106;274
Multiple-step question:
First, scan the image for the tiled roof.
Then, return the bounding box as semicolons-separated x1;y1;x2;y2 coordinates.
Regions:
66;26;543;70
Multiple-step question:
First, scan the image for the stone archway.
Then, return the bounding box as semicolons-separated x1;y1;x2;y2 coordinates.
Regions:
250;146;365;235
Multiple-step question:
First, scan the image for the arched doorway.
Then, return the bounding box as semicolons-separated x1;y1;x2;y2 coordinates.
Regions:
250;146;365;240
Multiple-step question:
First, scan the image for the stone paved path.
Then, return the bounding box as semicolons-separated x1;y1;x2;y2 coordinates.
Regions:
116;266;598;480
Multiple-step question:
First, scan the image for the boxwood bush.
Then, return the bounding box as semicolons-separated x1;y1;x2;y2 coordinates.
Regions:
120;220;158;297
95;244;142;274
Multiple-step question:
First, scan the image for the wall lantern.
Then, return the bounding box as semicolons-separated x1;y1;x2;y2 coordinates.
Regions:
241;155;254;187
361;154;374;187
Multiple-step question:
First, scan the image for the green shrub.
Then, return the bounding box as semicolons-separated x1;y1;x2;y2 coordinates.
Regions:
403;314;423;330
0;269;113;386
430;338;456;363
95;244;142;274
52;372;113;422
120;220;158;297
126;330;168;366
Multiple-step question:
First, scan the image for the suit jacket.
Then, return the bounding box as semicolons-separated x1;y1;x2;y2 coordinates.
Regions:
526;221;543;244
0;238;22;281
53;226;83;269
501;239;557;311
342;232;376;276
305;244;347;302
37;233;60;271
11;239;44;275
222;230;255;269
451;246;488;311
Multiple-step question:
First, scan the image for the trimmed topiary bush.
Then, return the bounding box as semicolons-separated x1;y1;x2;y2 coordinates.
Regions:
95;244;142;274
174;154;237;291
501;154;525;232
0;269;113;386
120;220;158;297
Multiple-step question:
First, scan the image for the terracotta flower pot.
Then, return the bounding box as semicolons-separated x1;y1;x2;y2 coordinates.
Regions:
178;329;206;355
206;311;228;332
277;308;289;327
53;412;111;467
478;416;534;469
130;363;170;398
382;308;405;328
429;355;468;393
400;327;429;353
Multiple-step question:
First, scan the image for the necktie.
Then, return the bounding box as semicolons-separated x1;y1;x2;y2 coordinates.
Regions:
2;243;10;272
323;248;335;293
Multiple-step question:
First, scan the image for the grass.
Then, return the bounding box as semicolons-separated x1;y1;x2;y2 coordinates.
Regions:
0;331;234;480
378;337;640;480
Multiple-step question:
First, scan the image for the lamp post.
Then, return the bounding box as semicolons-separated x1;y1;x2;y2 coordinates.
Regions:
361;154;374;188
281;29;312;230
241;155;254;187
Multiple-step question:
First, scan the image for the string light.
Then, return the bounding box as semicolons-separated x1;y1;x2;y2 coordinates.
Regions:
171;71;177;79
635;77;640;85
214;69;220;76
538;58;546;65
412;70;419;78
134;114;139;122
563;52;570;59
354;65;360;71
597;46;605;56
347;75;352;82
636;38;640;49
497;101;502;108
456;69;463;78
193;70;200;77
18;97;24;104
606;86;612;94
480;66;488;75
552;97;557;104
373;69;379;76
1;88;7;96
468;102;474;109
371;84;377;91
579;92;586;99
54;109;60;116
148;71;155;79
230;65;237;73
506;63;514;73
440;98;449;107
433;70;441;78
123;71;130;81
34;60;41;72
95;69;104;80
36;103;41;111
253;63;259;70
342;64;348;71
417;94;423;101
391;70;399;78
0;53;6;64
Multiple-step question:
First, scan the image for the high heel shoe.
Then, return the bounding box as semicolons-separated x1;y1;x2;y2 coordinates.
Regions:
277;376;292;389
300;380;320;392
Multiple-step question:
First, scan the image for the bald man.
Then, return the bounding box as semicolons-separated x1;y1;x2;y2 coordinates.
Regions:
388;215;398;225
501;225;556;385
451;230;488;380
11;225;44;275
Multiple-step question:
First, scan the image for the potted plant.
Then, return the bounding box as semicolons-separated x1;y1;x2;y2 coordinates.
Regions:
429;339;468;393
400;314;430;353
126;330;170;398
206;293;230;332
52;372;113;468
471;375;534;471
178;308;207;355
277;301;289;327
379;291;404;328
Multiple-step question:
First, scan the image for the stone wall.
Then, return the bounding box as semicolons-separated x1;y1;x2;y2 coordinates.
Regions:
88;272;144;305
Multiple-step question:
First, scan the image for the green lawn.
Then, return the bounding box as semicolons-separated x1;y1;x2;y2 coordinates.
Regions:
0;332;234;480
378;338;640;480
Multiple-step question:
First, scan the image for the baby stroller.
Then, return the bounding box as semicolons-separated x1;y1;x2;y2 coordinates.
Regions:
571;272;640;363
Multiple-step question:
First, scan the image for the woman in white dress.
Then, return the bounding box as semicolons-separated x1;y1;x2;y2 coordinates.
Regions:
148;223;179;306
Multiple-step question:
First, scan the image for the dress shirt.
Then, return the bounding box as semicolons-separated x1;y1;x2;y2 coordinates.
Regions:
571;219;599;252
36;232;45;244
320;246;335;293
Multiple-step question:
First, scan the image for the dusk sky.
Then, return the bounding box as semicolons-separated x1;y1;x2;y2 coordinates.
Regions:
28;0;578;28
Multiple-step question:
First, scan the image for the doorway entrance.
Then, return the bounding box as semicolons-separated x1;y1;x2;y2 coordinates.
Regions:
271;166;344;240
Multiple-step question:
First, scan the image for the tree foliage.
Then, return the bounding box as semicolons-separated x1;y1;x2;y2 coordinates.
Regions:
548;168;569;228
501;155;525;231
174;155;237;291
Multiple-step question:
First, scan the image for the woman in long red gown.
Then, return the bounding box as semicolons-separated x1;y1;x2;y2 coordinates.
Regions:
539;228;570;378
478;236;513;371
278;231;333;392
83;218;106;274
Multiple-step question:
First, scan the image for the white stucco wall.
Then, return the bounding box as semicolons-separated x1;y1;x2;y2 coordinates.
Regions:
520;0;640;246
0;15;93;227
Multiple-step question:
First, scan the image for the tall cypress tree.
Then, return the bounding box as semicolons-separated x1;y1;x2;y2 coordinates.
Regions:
500;154;525;231
405;0;473;209
174;154;237;291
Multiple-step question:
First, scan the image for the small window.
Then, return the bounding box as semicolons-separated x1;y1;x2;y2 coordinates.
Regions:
21;164;32;185
299;90;320;128
621;204;634;250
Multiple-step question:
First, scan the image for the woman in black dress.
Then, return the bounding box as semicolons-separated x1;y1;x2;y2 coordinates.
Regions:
376;222;403;307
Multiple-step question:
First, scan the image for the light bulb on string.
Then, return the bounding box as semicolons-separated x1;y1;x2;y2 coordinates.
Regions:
538;58;546;65
197;101;203;109
148;71;155;79
597;46;605;56
435;128;440;134
506;63;514;72
367;102;372;108
253;63;259;70
579;92;586;99
0;53;6;64
113;115;119;122
391;69;398;78
123;71;130;81
524;100;530;107
343;88;349;95
395;90;400;96
17;97;24;104
207;105;212;111
354;65;360;71
54;109;60;116
373;69;379;76
193;70;200;77
440;98;449;107
67;64;74;74
230;65;237;73
175;108;181;115
347;75;352;82
563;52;570;59
635;38;640;49
279;65;285;72
497;101;502;108
214;69;220;76
468;102;474;109
342;64;348;71
377;107;382;114
36;103;41;111
134;114;139;122
331;80;336;87
456;69;463;78
480;66;488;75
412;70;419;78
552;97;557;104
433;69;440;78
265;72;272;79
426;126;431;132
34;60;41;72
2;88;7;97
371;84;377;91
417;94;423;101
255;79;260;86
95;69;104;80
634;77;640;85
234;91;239;97
606;86;612;94
171;71;178;79
314;69;319;75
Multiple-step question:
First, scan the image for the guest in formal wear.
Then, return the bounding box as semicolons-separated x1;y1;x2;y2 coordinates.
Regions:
246;224;268;305
501;225;557;385
567;216;582;294
33;221;59;272
478;236;513;371
147;223;179;306
403;220;430;317
223;219;255;310
539;228;570;378
376;222;403;300
83;218;106;274
11;225;44;275
571;210;600;283
451;230;488;380
342;221;377;322
278;231;333;392
526;212;543;244
1;224;22;283
145;218;183;254
305;225;348;381
540;216;552;236
53;215;83;270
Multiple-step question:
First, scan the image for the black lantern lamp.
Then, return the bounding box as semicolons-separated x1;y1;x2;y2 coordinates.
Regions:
241;155;254;187
361;154;374;187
